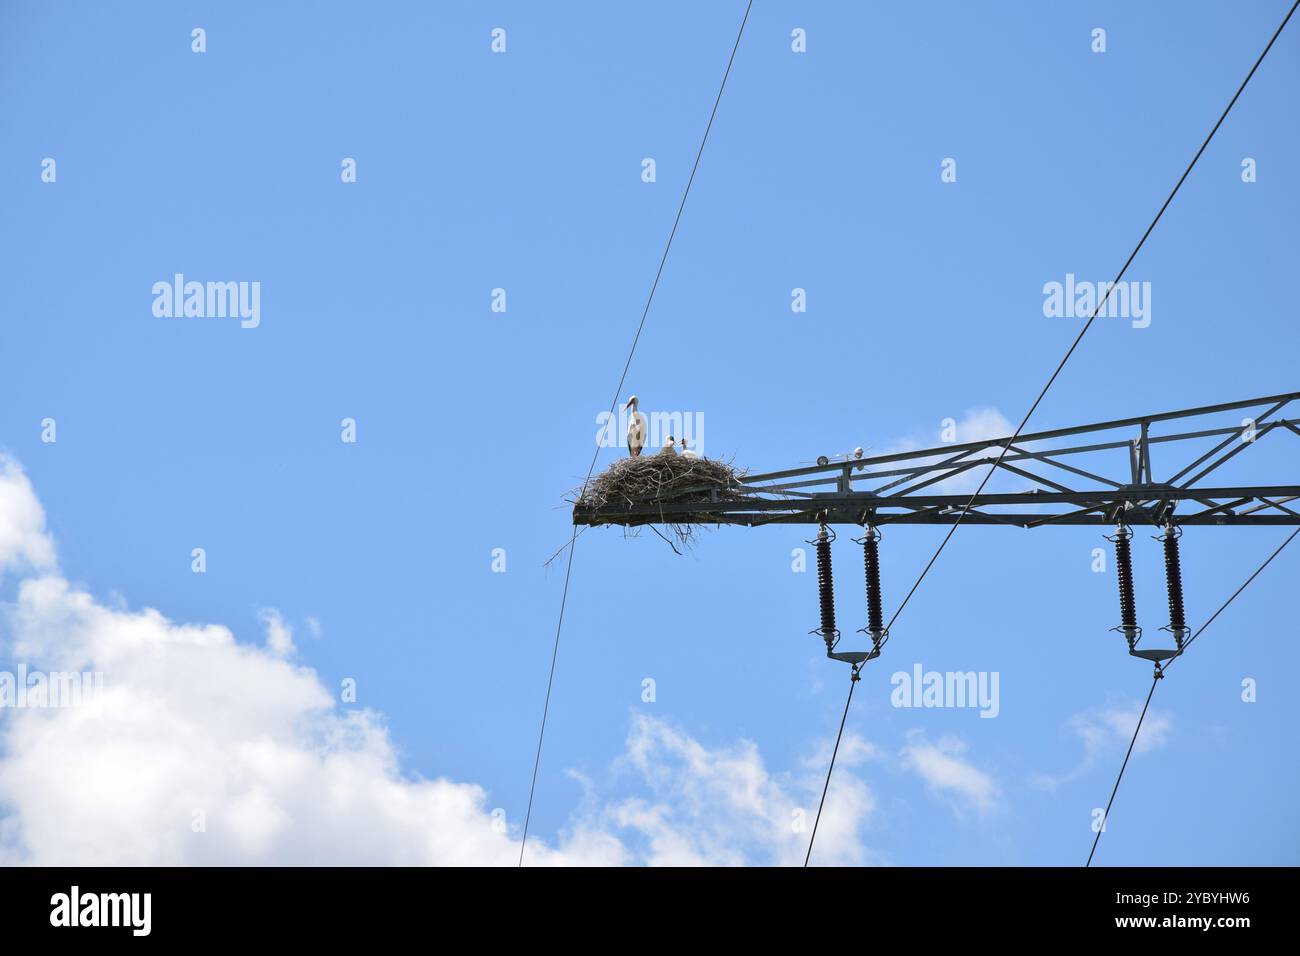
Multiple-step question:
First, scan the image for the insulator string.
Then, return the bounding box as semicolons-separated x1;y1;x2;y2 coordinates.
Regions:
1162;524;1187;646
864;529;884;640
1112;524;1139;648
815;525;836;649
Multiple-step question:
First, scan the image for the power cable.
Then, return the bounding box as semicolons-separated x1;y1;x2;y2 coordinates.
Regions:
1087;676;1158;866
518;0;754;866
1086;528;1298;864
804;667;858;866
805;0;1299;866
883;0;1300;645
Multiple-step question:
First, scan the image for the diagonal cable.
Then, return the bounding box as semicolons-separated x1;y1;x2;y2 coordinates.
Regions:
1086;527;1297;865
518;0;754;866
806;0;1300;866
1087;675;1158;866
882;0;1300;645
804;670;858;866
1163;527;1299;669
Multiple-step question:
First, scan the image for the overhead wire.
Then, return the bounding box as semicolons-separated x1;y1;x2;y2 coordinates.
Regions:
882;0;1300;647
518;0;754;866
804;667;858;867
1086;675;1158;867
1086;527;1298;865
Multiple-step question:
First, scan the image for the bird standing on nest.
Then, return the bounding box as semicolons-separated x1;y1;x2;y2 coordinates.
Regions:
625;395;646;457
680;438;699;459
657;436;677;457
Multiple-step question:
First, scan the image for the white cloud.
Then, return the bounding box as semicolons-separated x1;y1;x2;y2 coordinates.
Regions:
952;407;1015;445
2;573;588;865
0;455;879;866
606;716;878;866
257;608;295;658
879;407;1016;496
900;732;998;813
1033;703;1173;791
0;457;56;575
1077;704;1172;757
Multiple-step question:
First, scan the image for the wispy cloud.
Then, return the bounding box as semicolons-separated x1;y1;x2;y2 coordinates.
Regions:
899;731;999;813
606;717;878;866
876;407;1016;495
257;608;295;659
1033;703;1173;791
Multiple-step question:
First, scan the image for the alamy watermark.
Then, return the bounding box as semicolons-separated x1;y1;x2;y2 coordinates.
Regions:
1043;273;1150;328
50;886;151;936
596;406;705;455
0;665;103;708
152;273;260;328
890;664;999;718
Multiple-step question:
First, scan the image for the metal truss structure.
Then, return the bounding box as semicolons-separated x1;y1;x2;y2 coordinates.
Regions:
573;392;1300;530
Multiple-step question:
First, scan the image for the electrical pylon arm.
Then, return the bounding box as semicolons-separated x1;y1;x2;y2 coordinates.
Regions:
572;391;1300;529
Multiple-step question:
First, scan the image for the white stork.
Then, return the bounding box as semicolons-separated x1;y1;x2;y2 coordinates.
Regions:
657;435;677;457
681;438;699;459
625;395;646;457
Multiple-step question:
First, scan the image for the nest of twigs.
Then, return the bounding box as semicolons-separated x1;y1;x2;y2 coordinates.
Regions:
573;453;749;550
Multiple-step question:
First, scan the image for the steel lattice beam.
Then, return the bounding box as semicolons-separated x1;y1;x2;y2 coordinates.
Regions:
573;391;1300;529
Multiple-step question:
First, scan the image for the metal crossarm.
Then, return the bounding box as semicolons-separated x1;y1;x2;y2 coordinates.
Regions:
573;392;1300;529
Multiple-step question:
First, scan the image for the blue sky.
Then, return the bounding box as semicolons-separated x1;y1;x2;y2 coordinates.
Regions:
0;0;1297;865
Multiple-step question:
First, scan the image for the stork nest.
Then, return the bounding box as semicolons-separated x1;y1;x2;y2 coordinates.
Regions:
573;453;748;550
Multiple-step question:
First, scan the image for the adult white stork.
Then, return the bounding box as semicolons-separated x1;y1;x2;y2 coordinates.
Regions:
680;438;699;459
625;395;646;457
